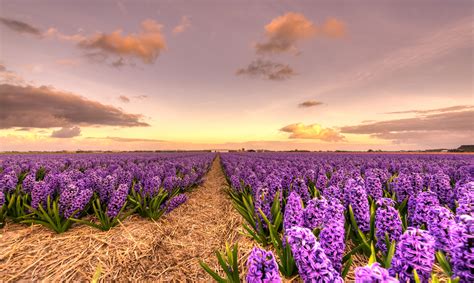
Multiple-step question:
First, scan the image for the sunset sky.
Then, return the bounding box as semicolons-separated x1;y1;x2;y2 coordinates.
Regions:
0;0;472;151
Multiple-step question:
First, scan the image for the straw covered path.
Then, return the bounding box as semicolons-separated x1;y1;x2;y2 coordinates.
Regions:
0;155;253;282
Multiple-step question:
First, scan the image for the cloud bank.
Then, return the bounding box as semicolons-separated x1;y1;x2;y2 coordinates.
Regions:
0;84;149;129
0;17;41;36
51;126;81;138
298;100;323;108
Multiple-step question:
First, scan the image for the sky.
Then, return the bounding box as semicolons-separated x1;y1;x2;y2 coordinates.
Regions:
0;0;472;151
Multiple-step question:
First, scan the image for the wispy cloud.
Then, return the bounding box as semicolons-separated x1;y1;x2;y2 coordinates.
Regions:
51;126;81;138
236;59;296;81
118;95;130;103
340;109;474;144
314;17;473;96
172;16;191;34
89;136;166;143
0;17;41;36
0;83;149;129
298;100;323;108
385;105;473;115
280;123;345;142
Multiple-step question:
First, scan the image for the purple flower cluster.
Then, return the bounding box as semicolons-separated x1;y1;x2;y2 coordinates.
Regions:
375;198;402;252
365;174;383;200
346;182;370;232
426;206;456;252
319;217;345;272
283;192;304;231
31;181;55;209
411;190;439;227
106;183;129;219
392;174;412;202
286;226;343;282
389;228;435;282
355;263;398;283
59;183;93;218
246;247;281;283
303;197;327;230
0;189;5;207
429;172;454;207
0;171;17;194
165;194;188;213
456;182;473;217
450;215;474;282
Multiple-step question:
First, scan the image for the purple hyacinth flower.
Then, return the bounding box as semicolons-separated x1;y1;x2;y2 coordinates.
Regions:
0;189;5;207
106;183;129;219
389;228;435;282
303;197;328;230
246;247;282;283
426;206;456;253
392;174;412;203
283;192;304;231
375;198;402;253
411;190;439;227
450;215;474;283
320;217;345;272
456;182;473;217
290;177;311;204
346;184;370;232
31;181;55;209
355;263;398;283
21;174;35;194
286;226;344;283
165;193;188;213
429;172;454;208
0;171;17;194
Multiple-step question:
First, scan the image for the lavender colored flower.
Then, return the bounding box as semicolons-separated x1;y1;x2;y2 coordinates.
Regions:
165;193;188;213
429;171;454;207
255;186;274;228
31;181;55;209
0;171;17;193
99;175;116;203
451;215;474;282
320;218;345;271
290;178;311;204
143;175;162;197
365;175;383;200
346;184;370;232
230;175;241;191
456;182;473;217
21;174;35;194
163;175;180;192
426;206;456;252
303;197;328;230
389;228;436;282
316;173;328;190
59;183;93;218
324;197;345;224
375;198;402;252
392;174;412;202
322;184;343;202
355;263;398;283
106;183;129;219
283;192;304;231
285;226;343;283
246;247;281;283
411;191;439;227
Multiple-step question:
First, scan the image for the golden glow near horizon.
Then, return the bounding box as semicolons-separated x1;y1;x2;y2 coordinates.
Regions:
0;1;473;151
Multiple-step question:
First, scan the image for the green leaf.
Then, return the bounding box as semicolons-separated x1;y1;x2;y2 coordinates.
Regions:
413;269;421;283
342;256;353;279
384;239;396;269
199;261;226;283
368;243;377;265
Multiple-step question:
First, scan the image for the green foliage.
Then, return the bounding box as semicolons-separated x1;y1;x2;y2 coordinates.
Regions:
0;204;6;228
435;251;452;277
199;243;240;283
21;196;73;233
128;185;170;220
72;196;134;231
5;187;30;221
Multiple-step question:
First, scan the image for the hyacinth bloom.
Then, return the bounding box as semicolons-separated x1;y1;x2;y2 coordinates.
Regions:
165;194;188;213
31;181;55;209
59;184;93;219
365;175;383;200
456;182;473;217
451;215;474;282
246;247;281;283
346;184;370;232
286;226;343;283
322;185;343;201
375;198;402;252
389;228;436;282
411;191;440;227
315;173;328;190
21;174;36;194
290;178;311;204
230;175;242;191
429;172;454;207
324;197;345;224
106;183;129;219
355;263;398;283
303;197;328;230
283;192;304;231
0;171;17;193
392;174;412;202
426;206;456;252
319;217;345;272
